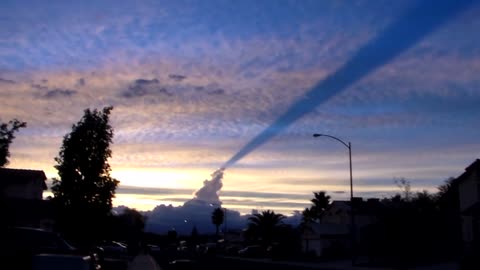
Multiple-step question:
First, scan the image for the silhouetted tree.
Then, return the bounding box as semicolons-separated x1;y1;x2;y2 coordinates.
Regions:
191;225;199;245
211;207;224;238
436;177;462;258
167;229;178;244
437;177;460;213
272;224;302;259
0;119;26;167
51;107;119;244
358;176;465;266
302;191;331;223
247;210;285;246
119;208;146;255
394;177;412;201
373;185;452;266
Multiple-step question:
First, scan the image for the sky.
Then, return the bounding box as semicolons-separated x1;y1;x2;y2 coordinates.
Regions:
1;0;480;217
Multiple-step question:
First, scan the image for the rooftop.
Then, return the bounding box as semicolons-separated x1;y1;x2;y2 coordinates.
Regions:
0;168;47;190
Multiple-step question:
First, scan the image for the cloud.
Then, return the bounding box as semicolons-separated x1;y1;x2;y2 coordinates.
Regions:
144;202;302;235
122;78;173;98
43;88;78;99
208;88;225;95
0;78;15;84
31;84;49;90
134;79;159;85
117;185;310;201
143;195;302;235
137;169;246;234
192;169;224;205
145;200;246;235
76;78;86;87
168;74;186;81
112;205;129;215
118;186;193;196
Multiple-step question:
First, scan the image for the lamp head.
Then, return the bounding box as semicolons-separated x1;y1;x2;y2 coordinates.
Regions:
313;133;323;137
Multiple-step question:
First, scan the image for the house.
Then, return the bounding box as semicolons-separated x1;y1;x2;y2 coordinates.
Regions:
0;168;47;199
457;159;480;253
301;198;382;257
0;168;53;229
302;222;350;257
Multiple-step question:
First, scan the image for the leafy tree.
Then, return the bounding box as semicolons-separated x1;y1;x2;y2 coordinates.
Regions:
52;107;119;244
302;191;331;223
0;119;26;167
247;210;285;246
211;207;224;237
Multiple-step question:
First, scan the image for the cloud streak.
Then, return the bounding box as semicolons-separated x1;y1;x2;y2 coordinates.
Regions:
0;78;15;84
122;78;173;98
44;88;77;98
169;74;186;81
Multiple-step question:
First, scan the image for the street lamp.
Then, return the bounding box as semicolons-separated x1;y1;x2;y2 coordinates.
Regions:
313;133;355;265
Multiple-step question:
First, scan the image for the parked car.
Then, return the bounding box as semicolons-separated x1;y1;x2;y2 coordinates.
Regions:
3;227;101;270
203;243;218;256
169;259;198;270
99;241;128;259
266;243;288;259
32;254;96;270
238;245;265;258
146;244;161;254
225;245;240;256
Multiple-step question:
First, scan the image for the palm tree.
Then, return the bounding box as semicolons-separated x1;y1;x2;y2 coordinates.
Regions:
247;210;285;246
302;191;331;223
211;207;224;237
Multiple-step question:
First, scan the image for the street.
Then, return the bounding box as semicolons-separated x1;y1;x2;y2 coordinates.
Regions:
127;254;161;270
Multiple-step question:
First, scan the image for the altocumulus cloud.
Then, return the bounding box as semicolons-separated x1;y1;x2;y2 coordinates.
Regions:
43;89;78;99
168;74;187;82
122;78;173;98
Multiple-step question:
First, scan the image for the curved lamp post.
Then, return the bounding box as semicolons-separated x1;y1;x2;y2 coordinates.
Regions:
313;133;355;265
